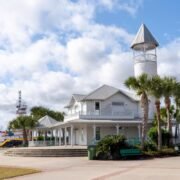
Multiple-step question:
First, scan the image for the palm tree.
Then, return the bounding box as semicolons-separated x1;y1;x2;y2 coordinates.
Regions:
125;74;150;149
173;82;180;110
9;116;37;146
173;82;180;141
162;77;176;137
149;75;164;150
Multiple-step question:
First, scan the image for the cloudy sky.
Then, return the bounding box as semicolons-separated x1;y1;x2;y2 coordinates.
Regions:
0;0;180;129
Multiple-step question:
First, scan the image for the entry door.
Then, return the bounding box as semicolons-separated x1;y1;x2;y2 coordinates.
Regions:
75;130;79;145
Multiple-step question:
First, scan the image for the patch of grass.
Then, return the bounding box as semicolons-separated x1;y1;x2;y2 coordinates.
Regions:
0;166;40;179
143;148;178;158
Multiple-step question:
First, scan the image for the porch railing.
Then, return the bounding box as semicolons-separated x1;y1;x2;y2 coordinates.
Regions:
65;110;135;120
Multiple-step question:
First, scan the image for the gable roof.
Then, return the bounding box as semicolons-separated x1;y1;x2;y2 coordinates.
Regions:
64;85;140;108
64;94;86;108
131;24;159;51
72;94;86;101
37;115;58;128
83;85;119;100
83;85;139;101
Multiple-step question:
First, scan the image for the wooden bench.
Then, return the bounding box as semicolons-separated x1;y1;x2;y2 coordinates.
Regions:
120;149;142;158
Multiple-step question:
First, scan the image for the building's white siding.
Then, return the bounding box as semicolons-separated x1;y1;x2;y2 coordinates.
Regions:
85;92;139;117
86;125;139;145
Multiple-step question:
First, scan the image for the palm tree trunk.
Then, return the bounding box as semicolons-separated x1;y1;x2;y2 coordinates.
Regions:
165;97;172;145
156;100;162;150
165;97;171;132
141;93;149;150
22;127;28;146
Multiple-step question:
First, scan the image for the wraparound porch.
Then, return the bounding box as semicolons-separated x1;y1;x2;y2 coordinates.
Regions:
29;120;143;147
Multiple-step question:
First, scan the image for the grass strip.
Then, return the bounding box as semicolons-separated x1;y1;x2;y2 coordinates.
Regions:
0;166;40;179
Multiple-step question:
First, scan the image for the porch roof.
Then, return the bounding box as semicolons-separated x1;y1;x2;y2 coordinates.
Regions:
49;119;144;128
35;115;60;129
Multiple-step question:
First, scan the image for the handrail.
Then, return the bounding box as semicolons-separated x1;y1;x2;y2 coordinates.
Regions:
134;53;156;63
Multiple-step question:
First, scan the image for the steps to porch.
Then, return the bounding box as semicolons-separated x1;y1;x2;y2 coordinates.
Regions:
4;146;88;157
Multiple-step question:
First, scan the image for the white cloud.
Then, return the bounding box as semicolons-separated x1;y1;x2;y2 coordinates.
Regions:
158;39;180;79
96;0;143;15
0;0;179;130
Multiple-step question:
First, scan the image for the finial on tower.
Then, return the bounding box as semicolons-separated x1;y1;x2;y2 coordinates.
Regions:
131;24;159;51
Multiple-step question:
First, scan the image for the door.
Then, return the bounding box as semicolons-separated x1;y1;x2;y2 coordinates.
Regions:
75;129;79;145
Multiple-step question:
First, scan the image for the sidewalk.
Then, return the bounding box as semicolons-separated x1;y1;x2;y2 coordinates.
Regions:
0;154;180;180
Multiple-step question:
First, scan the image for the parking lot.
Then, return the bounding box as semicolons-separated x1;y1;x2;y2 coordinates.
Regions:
0;153;180;180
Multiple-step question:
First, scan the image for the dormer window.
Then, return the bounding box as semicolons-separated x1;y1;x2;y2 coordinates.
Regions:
95;102;100;110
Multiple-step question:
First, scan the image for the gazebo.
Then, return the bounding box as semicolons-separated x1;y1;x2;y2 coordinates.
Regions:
29;115;63;147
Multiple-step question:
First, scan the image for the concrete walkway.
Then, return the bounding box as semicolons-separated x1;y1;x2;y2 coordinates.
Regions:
0;154;180;180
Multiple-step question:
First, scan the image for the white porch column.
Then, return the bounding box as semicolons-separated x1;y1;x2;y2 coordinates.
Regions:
93;125;96;140
55;129;57;146
71;125;74;146
138;125;141;140
59;128;61;146
43;130;46;145
116;124;119;135
65;127;67;146
51;129;53;145
35;130;37;138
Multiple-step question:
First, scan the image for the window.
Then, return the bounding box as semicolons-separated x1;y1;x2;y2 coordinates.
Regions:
96;127;100;141
112;102;124;106
95;102;100;110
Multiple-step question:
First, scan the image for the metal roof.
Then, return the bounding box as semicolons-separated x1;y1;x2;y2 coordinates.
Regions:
64;85;139;108
131;24;159;51
37;115;59;128
83;85;119;100
83;85;139;101
72;94;86;101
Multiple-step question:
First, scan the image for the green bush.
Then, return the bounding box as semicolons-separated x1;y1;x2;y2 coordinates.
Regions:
96;135;128;160
37;136;44;141
143;141;157;151
148;127;171;146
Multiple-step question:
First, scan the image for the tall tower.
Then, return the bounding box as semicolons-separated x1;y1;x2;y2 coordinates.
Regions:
131;24;159;119
16;90;27;116
131;24;159;77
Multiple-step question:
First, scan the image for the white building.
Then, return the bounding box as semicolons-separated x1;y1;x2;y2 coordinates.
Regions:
30;24;160;147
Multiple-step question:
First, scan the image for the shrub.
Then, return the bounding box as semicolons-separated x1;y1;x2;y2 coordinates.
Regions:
143;141;157;151
96;135;128;160
37;136;44;141
148;127;171;146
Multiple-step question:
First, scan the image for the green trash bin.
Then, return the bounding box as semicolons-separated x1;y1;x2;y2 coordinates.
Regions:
88;145;96;160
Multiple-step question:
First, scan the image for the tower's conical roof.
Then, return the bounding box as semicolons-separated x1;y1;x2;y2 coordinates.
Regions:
131;24;159;51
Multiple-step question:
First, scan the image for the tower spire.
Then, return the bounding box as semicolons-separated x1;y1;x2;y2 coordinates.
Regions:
131;24;159;51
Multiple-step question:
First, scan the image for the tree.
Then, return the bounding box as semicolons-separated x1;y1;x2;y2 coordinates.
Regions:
173;82;180;110
125;74;150;149
173;82;180;141
8;116;37;146
149;75;164;150
162;77;176;136
30;106;64;121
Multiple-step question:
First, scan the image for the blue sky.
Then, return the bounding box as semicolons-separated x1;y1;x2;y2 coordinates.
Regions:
0;0;179;129
96;0;180;45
